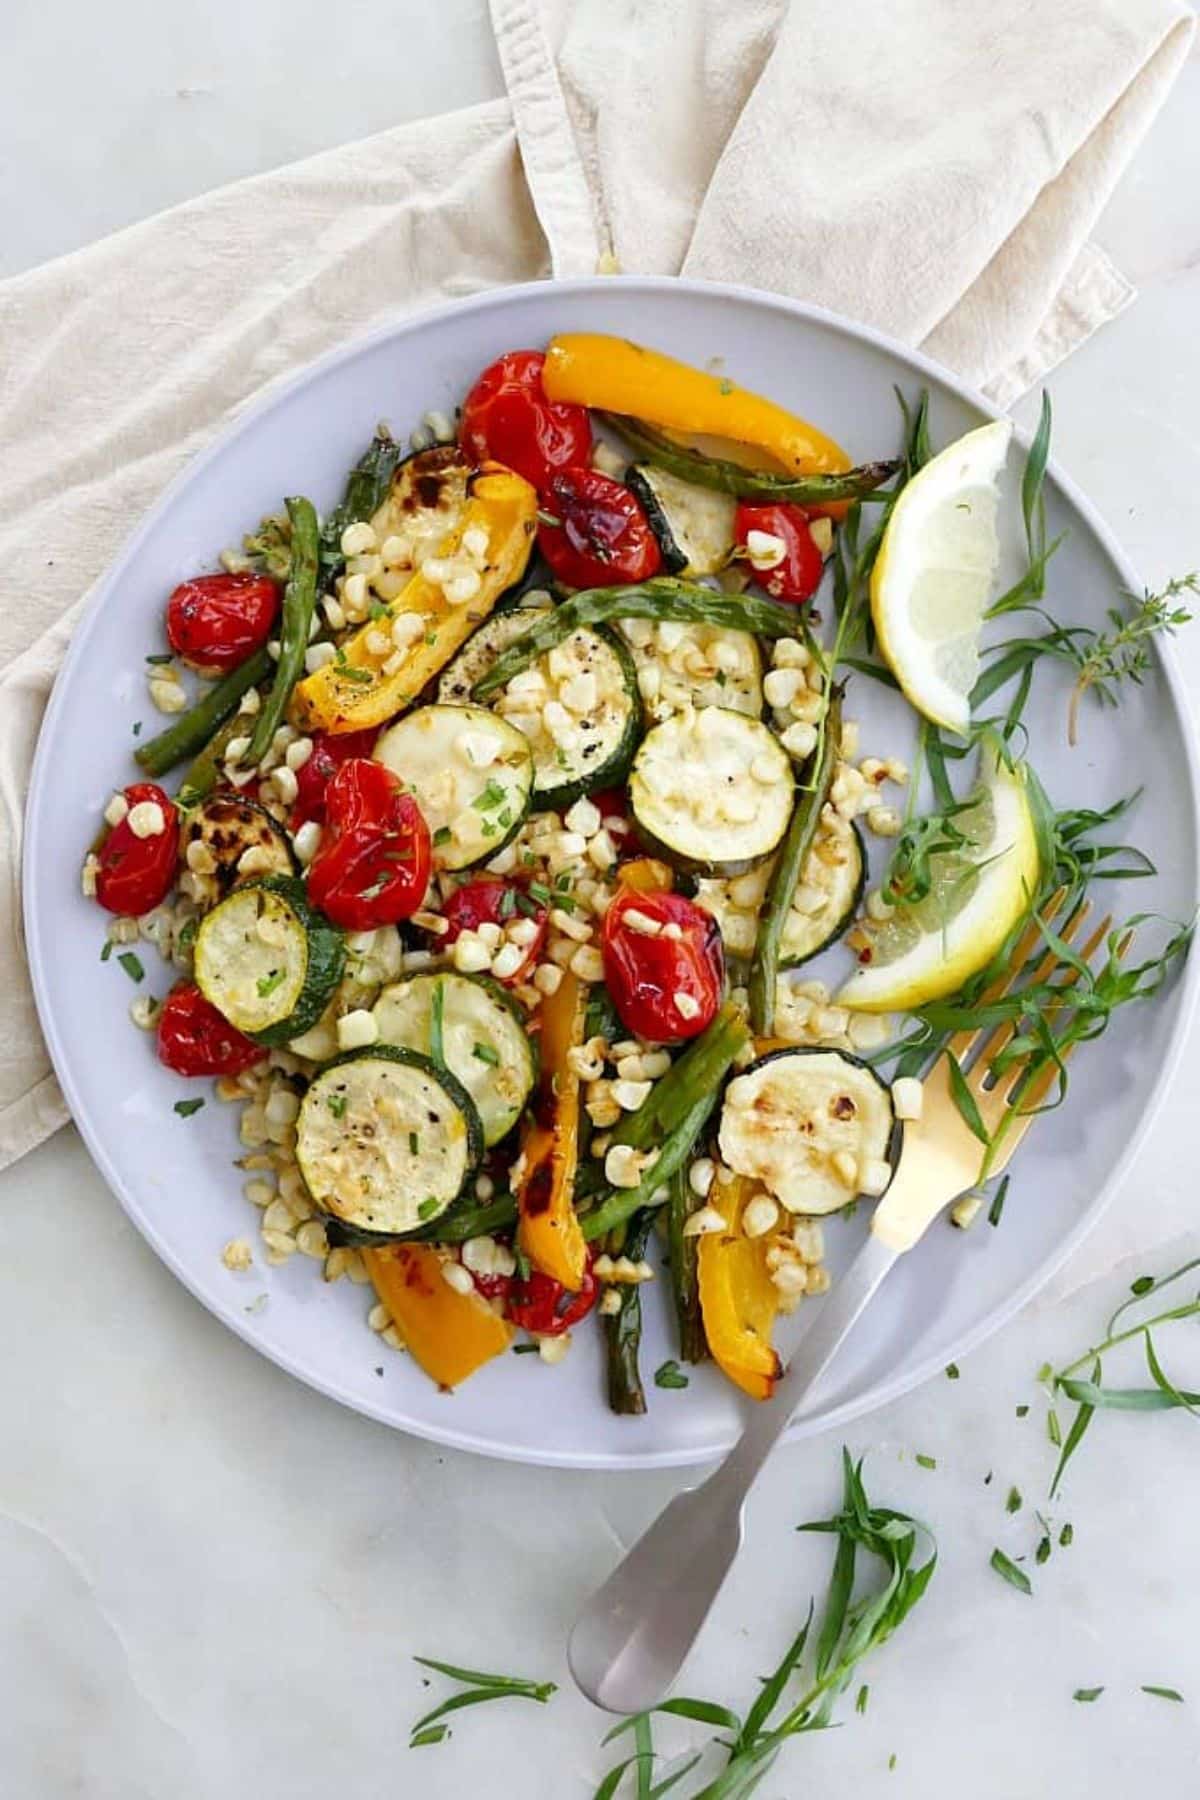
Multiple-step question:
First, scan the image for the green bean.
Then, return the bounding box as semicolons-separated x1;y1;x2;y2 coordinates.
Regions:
582;1093;722;1242
601;413;900;505
471;579;803;700
748;693;841;1036
240;496;319;766
320;428;404;570
604;1209;657;1415
134;646;271;779
416;1193;517;1245
175;714;245;808
667;1164;709;1364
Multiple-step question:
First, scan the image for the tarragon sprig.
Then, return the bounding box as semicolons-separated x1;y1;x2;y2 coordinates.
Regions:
408;1655;556;1748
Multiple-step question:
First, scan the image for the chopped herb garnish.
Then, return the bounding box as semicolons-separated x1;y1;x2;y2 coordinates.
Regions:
945;1363;960;1380
339;666;375;685
498;887;518;919
472;778;508;813
988;1173;1010;1228
368;600;390;619
256;968;286;998
718;378;733;395
429;980;446;1071
513;1246;531;1281
433;826;452;847
327;1092;347;1119
1016;1404;1030;1418
174;1097;205;1118
528;881;552;906
1059;1523;1074;1548
1074;1687;1104;1703
417;1198;439;1220
145;651;174;665
132;720;142;736
409;1132;419;1155
1035;1535;1052;1565
117;951;145;983
1005;1486;1022;1514
1141;1686;1184;1703
989;1548;1032;1596
511;1341;539;1354
1047;1409;1062;1448
410;1725;448;1748
100;940;113;962
855;1684;869;1715
915;1453;937;1471
654;1360;689;1390
472;1042;500;1067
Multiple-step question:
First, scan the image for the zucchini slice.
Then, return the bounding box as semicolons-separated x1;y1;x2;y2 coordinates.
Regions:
487;622;641;811
617;617;762;722
693;814;865;966
193;875;345;1045
297;1046;483;1240
371;971;536;1146
372;703;533;871
436;597;554;707
630;706;792;876
179;793;295;907
625;464;735;577
718;1048;898;1215
367;445;472;573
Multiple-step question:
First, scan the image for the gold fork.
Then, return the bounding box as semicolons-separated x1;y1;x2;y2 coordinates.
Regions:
569;893;1116;1714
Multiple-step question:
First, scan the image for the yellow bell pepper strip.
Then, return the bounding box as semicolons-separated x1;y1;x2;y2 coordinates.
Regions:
615;855;673;895
697;1177;783;1402
363;1242;513;1390
289;464;537;734
542;334;852;482
515;969;590;1290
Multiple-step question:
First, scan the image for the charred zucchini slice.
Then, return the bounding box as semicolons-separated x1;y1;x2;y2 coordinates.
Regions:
630;706;792;876
625;464;736;577
371;971;536;1146
193;875;345;1045
179;793;295;906
718;1047;898;1215
372;703;533;870
297;1046;483;1241
436;596;554;707
693;814;866;965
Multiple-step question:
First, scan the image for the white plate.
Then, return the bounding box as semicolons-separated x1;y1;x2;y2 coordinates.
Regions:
24;277;1200;1469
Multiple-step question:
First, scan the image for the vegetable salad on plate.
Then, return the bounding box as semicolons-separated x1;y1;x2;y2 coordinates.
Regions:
81;334;1191;1412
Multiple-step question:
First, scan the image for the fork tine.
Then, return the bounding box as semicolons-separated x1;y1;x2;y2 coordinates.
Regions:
948;888;1079;1066
963;900;1097;1084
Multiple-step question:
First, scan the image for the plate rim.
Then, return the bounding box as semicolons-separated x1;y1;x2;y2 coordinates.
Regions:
23;272;1200;1469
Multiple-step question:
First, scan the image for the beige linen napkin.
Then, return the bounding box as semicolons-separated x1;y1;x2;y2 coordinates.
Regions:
1;0;1193;1173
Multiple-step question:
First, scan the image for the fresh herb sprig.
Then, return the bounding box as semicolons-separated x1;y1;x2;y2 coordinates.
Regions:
1047;1255;1200;1496
1066;574;1197;746
408;1655;556;1749
594;1451;936;1798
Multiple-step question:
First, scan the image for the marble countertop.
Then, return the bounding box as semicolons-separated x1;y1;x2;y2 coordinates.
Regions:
4;7;1200;1796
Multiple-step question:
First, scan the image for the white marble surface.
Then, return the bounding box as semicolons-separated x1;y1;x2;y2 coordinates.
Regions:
4;8;1200;1797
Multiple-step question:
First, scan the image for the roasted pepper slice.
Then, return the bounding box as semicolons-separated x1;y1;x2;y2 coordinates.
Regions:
363;1242;513;1389
542;335;851;482
697;1177;783;1402
616;855;673;895
516;969;589;1290
290;464;537;734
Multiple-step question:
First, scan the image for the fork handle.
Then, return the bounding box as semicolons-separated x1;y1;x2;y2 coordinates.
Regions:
567;1230;899;1715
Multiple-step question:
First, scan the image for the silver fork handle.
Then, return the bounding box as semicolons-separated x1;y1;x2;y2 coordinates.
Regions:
567;1230;900;1714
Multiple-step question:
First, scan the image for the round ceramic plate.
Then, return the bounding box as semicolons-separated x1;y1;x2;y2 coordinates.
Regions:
24;278;1200;1468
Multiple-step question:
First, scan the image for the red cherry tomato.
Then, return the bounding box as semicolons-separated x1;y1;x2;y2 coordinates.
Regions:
306;758;431;931
94;783;179;917
156;982;265;1077
165;572;280;672
289;727;380;829
460;350;592;491
437;878;549;985
602;888;724;1043
506;1262;598;1336
538;468;663;590
733;503;823;605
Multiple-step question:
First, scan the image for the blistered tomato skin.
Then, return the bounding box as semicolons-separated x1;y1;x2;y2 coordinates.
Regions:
165;572;280;672
306;758;432;931
156;983;265;1077
437;878;549;984
460;350;592;491
506;1262;598;1336
602;888;724;1043
538;468;662;590
733;502;823;605
289;727;380;829
94;783;179;917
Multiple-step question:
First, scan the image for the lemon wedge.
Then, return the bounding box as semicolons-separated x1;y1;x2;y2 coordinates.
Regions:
871;419;1012;734
837;746;1039;1013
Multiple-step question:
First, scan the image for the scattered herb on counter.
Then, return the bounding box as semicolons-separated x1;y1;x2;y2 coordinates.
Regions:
946;1364;960;1381
407;1655;556;1750
1005;1487;1022;1514
99;940;113;962
1141;1686;1184;1703
654;1361;689;1391
989;1549;1031;1597
1073;1687;1104;1704
174;1098;205;1118
915;1454;937;1471
117;951;145;983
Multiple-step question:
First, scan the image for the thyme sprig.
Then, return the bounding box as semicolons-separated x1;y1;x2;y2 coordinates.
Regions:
594;1451;936;1798
1066;574;1197;745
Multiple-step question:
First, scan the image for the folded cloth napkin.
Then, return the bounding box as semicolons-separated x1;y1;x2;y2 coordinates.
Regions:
0;1;1192;1215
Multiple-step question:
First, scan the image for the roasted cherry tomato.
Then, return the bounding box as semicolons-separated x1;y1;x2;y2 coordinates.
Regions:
165;572;280;672
538;468;662;589
94;782;179;917
506;1261;598;1336
602;888;724;1043
306;758;431;931
156;982;265;1077
437;877;549;985
290;727;380;829
460;350;592;491
733;502;823;605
